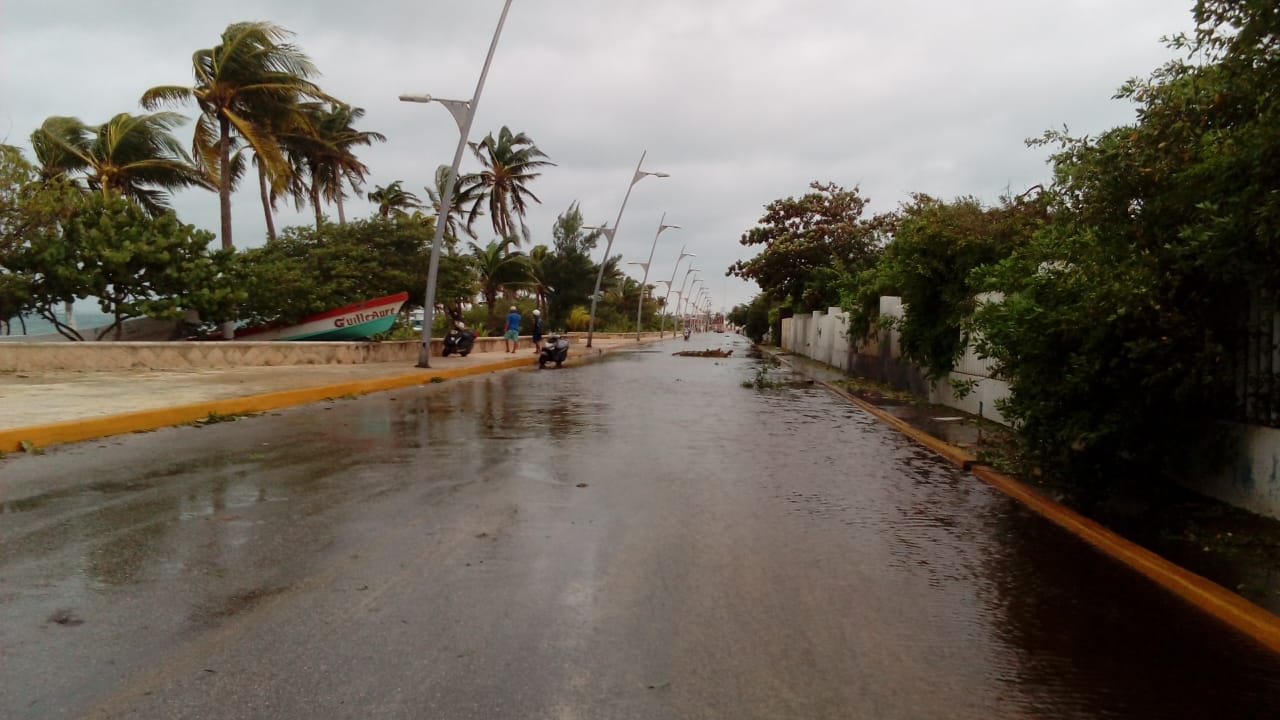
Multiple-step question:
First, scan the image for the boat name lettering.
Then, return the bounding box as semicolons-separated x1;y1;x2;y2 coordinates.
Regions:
334;308;396;328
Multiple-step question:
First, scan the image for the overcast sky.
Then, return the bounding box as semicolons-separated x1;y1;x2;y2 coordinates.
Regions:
1;0;1196;311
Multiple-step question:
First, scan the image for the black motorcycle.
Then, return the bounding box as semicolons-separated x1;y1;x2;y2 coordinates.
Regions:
442;324;476;356
538;334;570;369
682;327;692;341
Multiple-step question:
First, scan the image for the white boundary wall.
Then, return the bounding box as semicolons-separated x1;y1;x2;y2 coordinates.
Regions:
782;300;1009;425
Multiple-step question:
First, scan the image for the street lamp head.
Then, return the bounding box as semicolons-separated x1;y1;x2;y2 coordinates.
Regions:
632;169;670;185
582;224;615;240
398;93;433;103
660;223;682;232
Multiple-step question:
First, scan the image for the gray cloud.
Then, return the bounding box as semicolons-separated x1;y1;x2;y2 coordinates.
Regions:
1;0;1194;309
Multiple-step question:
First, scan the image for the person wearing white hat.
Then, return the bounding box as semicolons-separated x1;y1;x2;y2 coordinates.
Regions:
504;306;522;353
530;309;544;353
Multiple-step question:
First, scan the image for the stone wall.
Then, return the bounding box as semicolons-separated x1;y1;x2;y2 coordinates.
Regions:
0;331;644;372
0;340;423;371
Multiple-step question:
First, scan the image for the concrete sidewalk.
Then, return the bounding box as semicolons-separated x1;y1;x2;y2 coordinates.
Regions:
0;335;655;452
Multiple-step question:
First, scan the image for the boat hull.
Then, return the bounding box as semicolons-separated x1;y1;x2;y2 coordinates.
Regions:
234;292;409;341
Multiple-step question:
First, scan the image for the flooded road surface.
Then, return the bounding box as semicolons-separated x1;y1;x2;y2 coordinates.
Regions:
2;335;1278;719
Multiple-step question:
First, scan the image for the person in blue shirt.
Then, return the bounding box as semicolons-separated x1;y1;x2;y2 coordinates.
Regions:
504;306;521;353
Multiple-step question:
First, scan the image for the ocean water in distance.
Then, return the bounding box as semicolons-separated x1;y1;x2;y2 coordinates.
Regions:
3;312;115;337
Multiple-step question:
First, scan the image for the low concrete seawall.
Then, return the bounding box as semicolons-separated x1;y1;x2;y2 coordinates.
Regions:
0;332;656;371
0;340;422;371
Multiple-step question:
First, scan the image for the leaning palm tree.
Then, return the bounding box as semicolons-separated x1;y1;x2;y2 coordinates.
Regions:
462;127;555;245
246;99;305;241
468;236;531;334
298;103;385;226
140;21;332;251
369;180;423;219
30;113;212;217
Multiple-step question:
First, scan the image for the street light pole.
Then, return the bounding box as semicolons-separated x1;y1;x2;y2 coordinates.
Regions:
658;244;695;338
583;151;668;348
676;268;699;333
685;279;704;332
400;0;513;368
630;212;680;341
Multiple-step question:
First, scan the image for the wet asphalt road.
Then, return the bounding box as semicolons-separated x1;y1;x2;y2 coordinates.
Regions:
2;335;1279;719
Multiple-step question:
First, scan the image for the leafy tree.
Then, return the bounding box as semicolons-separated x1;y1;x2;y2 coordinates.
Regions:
29;112;212;217
236;216;434;327
538;203;601;330
729;182;887;311
0;145;47;332
462;126;554;244
7;192;238;340
849;192;1047;378
729;294;773;343
971;0;1280;487
141;21;332;251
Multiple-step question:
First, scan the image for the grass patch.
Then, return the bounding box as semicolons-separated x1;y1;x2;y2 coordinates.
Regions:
743;365;786;390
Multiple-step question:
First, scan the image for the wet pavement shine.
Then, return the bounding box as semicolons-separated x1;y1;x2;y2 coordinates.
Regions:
1;335;1279;719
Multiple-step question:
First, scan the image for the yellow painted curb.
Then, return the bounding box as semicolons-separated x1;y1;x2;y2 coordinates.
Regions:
0;340;647;454
813;372;1280;657
0;355;537;454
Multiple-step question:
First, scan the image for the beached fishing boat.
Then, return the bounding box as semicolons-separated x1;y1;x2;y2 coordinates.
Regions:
234;292;409;341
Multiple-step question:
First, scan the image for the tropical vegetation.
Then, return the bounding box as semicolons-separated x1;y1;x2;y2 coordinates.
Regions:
732;0;1280;493
0;19;671;342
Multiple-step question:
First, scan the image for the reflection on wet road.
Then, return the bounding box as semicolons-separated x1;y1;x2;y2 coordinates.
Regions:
1;336;1278;719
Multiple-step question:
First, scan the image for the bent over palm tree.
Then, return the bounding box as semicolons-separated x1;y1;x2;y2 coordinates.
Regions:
141;21;332;251
31;113;211;216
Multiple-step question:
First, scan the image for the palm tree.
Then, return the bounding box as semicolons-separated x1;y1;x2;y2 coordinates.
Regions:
462;127;555;245
468;236;531;334
30;113;211;216
369;180;423;219
527;244;551;313
294;103;385;227
140;21;331;251
247;100;302;242
427;164;485;246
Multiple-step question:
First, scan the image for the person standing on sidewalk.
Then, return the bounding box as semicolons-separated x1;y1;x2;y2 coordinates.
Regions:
504;306;521;353
530;309;544;354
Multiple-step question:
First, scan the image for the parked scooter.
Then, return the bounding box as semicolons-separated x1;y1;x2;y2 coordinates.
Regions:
442;322;476;357
682;327;692;341
538;333;570;369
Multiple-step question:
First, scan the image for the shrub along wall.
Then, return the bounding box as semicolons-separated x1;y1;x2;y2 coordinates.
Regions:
781;301;1280;521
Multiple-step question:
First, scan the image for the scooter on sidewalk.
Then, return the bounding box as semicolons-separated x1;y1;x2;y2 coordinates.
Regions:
442;322;476;357
538;333;570;369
